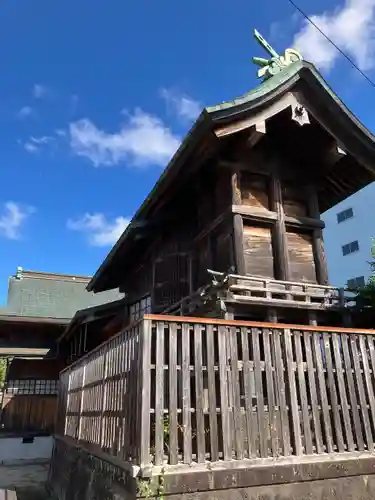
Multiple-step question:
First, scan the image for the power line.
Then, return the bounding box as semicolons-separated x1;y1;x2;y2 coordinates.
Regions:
286;0;375;89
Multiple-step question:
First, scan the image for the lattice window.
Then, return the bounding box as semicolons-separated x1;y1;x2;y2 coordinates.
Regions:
6;379;58;395
129;295;152;322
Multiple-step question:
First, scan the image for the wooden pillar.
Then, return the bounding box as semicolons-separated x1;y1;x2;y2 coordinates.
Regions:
233;214;246;275
307;187;329;285
308;311;318;326
270;174;289;281
266;308;278;323
231;169;246;275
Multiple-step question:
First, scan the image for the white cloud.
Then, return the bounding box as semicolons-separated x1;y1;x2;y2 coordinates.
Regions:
33;84;48;99
160;88;201;122
293;0;375;71
69;108;180;167
67;212;130;246
23;135;54;153
17;106;34;119
55;128;67;137
0;202;34;240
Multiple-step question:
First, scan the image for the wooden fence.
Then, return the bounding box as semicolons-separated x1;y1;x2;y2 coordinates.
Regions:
56;315;375;474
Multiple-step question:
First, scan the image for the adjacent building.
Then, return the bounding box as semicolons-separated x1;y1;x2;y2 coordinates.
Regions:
323;182;375;288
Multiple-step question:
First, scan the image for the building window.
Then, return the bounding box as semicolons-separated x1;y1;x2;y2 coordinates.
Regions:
342;240;359;256
337;207;354;223
347;276;365;290
129;295;152;322
6;379;58;395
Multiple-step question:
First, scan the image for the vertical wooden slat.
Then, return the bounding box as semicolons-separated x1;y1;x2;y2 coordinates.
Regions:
229;326;243;459
206;324;219;462
99;349;108;449
359;335;375;452
225;326;234;454
350;334;373;451
366;336;375;440
323;333;344;452
154;321;165;465
241;327;255;458
294;331;312;455
284;328;302;455
312;333;333;453
332;333;354;452
252;327;267;457
273;330;290;456
182;323;192;464
303;331;323;454
218;326;231;460
168;322;178;464
341;333;363;451
263;329;277;456
194;324;206;462
122;331;131;457
140;319;152;467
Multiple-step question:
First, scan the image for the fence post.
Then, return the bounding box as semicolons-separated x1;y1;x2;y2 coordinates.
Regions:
99;348;108;449
139;318;152;469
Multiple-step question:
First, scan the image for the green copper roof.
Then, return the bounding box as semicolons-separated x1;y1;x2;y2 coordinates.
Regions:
206;61;305;113
1;270;123;320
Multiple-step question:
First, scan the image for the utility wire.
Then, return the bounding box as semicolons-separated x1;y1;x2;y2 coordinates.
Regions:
286;0;375;89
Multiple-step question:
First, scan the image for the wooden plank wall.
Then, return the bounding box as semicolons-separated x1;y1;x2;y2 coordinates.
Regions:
1;394;57;433
243;225;274;278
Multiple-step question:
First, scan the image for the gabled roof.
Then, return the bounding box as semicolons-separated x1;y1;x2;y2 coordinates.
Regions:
1;268;123;321
88;60;375;293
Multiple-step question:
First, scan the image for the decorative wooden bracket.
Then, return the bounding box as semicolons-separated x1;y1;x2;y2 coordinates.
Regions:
247;121;266;147
325;142;347;166
291;104;310;126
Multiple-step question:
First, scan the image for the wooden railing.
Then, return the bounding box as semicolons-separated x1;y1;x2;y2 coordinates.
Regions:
162;271;355;315
56;315;375;475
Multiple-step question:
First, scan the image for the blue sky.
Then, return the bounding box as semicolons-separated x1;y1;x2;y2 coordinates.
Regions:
0;0;374;303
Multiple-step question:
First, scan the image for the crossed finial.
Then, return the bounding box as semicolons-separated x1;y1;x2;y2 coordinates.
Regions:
252;29;303;80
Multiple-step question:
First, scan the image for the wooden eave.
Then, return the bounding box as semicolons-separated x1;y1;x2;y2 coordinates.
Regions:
57;298;125;343
0;313;70;326
88;61;375;293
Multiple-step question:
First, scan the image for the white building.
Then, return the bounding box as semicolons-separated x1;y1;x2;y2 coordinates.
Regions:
322;182;375;288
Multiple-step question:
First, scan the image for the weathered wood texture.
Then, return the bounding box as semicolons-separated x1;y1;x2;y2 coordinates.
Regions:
1;394;57;433
240;172;269;210
243;225;274;278
56;320;144;463
56;314;375;477
287;231;317;282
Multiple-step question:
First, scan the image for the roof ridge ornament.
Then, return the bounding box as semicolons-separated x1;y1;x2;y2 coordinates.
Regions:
252;29;303;80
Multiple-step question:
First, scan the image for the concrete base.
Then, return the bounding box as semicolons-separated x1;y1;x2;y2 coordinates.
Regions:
0;463;49;490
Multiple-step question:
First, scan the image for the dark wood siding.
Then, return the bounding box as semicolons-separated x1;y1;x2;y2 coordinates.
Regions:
154;253;189;309
212;229;233;273
243;225;274;278
241;173;269;210
283;186;308;217
287;231;317;282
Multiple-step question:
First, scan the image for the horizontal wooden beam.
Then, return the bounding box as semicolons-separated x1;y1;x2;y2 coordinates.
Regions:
219;159;269;176
232;205;325;229
213;92;297;138
285;214;325;230
143;314;375;335
0;347;53;357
